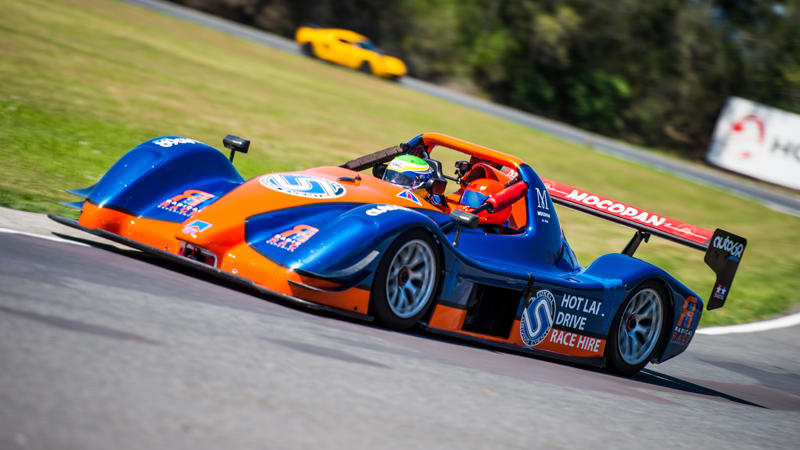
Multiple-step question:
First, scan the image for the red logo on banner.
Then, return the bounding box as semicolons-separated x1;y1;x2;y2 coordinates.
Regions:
730;114;766;159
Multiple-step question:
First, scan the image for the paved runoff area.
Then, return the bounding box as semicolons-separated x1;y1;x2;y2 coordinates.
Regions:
1;207;799;449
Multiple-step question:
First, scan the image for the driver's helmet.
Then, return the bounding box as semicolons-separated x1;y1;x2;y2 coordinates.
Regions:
457;179;512;226
383;154;434;190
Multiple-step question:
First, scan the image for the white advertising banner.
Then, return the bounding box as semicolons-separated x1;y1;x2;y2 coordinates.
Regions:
707;97;800;190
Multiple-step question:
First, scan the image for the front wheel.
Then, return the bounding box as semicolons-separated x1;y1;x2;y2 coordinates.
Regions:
606;281;668;376
301;42;317;58
370;230;440;330
358;61;373;75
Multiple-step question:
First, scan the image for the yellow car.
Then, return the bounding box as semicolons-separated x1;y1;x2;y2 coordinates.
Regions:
295;26;407;80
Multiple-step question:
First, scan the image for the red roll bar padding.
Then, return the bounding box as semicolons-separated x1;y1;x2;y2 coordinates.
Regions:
487;181;528;212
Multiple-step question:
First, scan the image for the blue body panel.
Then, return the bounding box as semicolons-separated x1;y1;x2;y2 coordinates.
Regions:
87;137;244;221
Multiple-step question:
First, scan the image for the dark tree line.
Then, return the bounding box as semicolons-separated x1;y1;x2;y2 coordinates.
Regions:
171;0;800;157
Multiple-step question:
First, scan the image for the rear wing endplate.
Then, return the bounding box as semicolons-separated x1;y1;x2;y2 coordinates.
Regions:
542;178;746;310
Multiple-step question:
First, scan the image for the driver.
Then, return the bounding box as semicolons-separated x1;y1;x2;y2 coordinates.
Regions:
382;154;434;190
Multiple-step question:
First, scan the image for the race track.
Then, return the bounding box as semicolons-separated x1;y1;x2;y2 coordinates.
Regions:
123;0;800;217
1;207;798;449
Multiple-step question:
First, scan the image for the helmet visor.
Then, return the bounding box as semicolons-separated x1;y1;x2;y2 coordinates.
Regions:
384;169;431;189
383;169;416;187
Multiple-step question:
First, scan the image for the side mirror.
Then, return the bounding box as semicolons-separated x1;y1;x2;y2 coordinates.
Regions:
223;134;250;162
449;209;479;248
372;163;387;179
450;209;479;228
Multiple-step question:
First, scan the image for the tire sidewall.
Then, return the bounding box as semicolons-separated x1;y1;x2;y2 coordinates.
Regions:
370;229;441;330
359;61;373;75
606;280;669;376
302;42;316;58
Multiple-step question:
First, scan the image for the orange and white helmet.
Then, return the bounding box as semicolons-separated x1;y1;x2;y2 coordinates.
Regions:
457;179;513;226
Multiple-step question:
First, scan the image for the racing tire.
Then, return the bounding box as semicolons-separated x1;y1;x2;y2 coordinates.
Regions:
606;280;668;376
301;42;317;58
371;229;440;330
358;61;373;75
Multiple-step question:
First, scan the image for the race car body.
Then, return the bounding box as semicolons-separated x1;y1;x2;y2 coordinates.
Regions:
295;26;406;80
53;133;746;375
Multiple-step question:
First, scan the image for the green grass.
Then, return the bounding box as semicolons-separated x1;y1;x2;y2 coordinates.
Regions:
2;0;799;325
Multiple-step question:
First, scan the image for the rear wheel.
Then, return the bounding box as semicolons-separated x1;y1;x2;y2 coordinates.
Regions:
371;230;440;330
606;281;667;376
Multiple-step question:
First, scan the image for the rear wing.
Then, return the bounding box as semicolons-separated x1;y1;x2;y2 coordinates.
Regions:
542;178;746;310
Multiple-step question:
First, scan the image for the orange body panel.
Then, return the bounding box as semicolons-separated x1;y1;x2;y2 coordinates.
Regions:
427;304;467;330
76;169;386;315
80;201;371;314
79;202;182;252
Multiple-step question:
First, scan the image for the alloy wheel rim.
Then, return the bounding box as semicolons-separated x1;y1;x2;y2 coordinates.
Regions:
617;288;663;365
385;239;436;319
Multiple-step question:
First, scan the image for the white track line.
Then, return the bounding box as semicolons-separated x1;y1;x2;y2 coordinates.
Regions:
697;313;800;335
0;228;89;247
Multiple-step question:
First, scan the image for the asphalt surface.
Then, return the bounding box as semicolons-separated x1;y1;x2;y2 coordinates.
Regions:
1;207;799;449
123;0;800;217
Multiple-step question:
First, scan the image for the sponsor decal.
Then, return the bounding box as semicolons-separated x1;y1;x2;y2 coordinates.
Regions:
260;174;346;199
152;137;198;148
712;284;728;300
565;189;666;227
500;166;518;178
366;204;409;216
554;293;603;331
520;289;556;348
396;189;421;205
546;329;603;354
181;220;212;238
543;178;714;245
536;187;549;210
662;223;709;240
671;296;699;346
157;189;216;217
712;235;744;261
535;187;551;223
266;224;319;252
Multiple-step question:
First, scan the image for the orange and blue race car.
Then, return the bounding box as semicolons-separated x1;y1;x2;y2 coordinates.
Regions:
51;133;746;376
295;26;406;80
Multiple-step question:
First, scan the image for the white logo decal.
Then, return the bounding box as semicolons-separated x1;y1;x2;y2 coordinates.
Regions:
536;187;549;210
520;289;556;348
366;204;409;216
535;187;551;222
260;174;346;199
712;235;744;259
152;137;198;148
565;189;666;227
